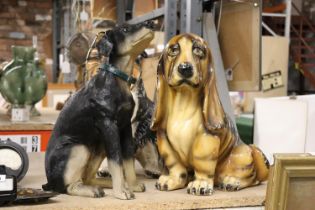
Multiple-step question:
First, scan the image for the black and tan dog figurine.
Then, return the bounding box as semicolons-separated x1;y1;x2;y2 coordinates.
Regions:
151;34;269;195
131;75;162;178
43;21;154;199
86;30;162;179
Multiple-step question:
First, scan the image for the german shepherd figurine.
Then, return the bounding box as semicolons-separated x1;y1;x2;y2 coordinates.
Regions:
86;35;162;179
43;21;154;199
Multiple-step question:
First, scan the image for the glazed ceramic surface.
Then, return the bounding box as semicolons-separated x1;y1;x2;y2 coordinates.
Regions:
151;34;269;195
0;46;47;108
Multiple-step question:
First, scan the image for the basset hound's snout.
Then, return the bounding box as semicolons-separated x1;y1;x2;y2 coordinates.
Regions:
178;62;193;78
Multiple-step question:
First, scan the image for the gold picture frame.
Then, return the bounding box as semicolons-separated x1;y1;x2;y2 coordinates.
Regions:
266;153;315;210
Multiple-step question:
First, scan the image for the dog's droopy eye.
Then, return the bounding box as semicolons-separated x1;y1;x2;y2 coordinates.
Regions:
167;44;180;57
192;45;205;58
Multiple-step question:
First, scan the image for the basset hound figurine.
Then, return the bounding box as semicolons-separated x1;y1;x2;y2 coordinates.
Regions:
151;33;269;196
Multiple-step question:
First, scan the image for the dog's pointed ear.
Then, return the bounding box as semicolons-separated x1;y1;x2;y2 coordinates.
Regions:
202;66;226;132
151;54;168;130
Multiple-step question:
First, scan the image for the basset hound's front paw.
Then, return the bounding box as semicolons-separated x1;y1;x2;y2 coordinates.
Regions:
187;180;214;196
155;175;186;191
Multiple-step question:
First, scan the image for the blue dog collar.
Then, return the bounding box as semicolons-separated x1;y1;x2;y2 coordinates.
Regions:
99;63;137;85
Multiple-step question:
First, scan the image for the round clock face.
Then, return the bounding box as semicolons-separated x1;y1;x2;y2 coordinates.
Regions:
0;140;29;182
0;148;23;170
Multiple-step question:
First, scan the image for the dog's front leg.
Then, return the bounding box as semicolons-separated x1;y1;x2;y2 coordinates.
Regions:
121;125;145;193
101;118;134;200
189;134;220;196
156;130;187;191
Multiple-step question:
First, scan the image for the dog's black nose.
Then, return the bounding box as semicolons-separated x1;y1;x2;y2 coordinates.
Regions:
143;20;155;29
178;62;193;78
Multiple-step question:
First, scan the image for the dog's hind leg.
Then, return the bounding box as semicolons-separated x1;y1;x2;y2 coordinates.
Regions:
84;154;113;188
64;145;105;197
215;144;259;191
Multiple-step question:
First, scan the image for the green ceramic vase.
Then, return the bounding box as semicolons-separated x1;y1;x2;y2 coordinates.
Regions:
0;46;47;115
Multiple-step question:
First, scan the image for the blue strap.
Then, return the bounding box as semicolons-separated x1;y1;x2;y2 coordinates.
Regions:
99;63;137;84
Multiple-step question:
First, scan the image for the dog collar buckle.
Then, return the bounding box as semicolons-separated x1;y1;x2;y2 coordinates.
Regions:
100;63;137;85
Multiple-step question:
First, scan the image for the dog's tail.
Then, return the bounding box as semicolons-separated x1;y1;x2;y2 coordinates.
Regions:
250;145;270;182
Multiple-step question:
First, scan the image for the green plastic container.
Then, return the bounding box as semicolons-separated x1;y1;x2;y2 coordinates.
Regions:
236;115;254;145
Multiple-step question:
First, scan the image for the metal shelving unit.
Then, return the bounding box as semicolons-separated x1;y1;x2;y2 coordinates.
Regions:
119;0;235;124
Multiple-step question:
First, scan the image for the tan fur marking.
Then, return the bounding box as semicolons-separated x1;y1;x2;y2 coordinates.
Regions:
64;145;90;186
88;178;112;188
123;159;145;192
84;153;106;182
108;160;124;192
64;145;105;198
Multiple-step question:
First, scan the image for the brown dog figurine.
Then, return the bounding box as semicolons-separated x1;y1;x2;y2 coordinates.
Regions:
151;33;269;196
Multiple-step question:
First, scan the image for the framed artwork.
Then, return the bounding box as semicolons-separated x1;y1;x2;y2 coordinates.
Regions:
265;153;315;210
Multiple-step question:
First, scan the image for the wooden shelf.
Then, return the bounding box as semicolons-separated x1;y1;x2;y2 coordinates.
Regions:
0;108;58;131
0;108;59;151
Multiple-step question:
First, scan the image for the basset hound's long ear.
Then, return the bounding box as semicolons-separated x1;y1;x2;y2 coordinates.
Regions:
151;54;168;131
202;64;226;132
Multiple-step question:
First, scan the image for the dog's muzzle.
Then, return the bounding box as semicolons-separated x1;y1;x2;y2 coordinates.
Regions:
178;62;193;78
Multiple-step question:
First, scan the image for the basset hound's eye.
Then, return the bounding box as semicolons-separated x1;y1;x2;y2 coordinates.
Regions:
167;44;180;57
192;45;206;58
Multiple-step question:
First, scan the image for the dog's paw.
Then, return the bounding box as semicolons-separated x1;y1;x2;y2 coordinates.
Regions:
187;180;214;196
131;182;146;192
97;170;111;178
114;189;135;200
144;169;161;179
93;187;106;198
216;176;241;191
155;175;186;191
67;182;106;198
